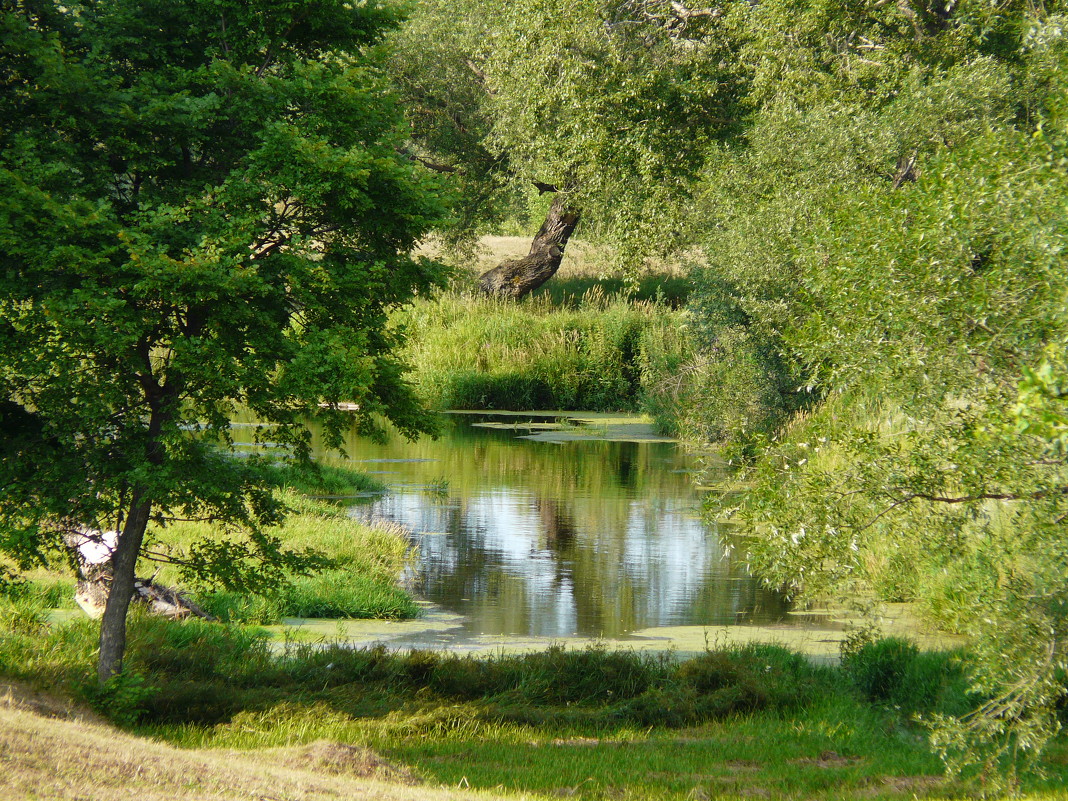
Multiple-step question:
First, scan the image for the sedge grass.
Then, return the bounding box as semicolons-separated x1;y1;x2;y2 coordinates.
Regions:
141;489;416;624
394;288;694;414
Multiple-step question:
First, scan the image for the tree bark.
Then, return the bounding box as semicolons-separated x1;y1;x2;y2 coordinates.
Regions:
478;196;581;299
66;527;214;624
97;491;152;684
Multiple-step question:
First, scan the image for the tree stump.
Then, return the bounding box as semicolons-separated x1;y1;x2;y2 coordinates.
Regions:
65;529;213;621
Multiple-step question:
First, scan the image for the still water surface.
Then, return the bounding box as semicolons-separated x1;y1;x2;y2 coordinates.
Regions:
278;411;790;641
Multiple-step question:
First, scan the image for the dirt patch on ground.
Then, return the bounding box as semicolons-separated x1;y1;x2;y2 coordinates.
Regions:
692;786;771;799
724;760;763;773
274;740;421;784
0;679;105;724
790;750;864;768
550;737;603;747
862;775;945;795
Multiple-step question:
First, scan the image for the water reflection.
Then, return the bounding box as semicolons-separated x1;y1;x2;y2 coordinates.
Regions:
311;413;791;639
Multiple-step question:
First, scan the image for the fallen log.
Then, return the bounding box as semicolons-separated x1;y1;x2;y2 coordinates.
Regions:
64;529;214;621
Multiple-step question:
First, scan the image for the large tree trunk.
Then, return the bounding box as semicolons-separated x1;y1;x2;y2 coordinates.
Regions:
97;493;152;684
478;196;581;299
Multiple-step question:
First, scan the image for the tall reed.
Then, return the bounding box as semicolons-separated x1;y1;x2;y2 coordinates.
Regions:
395;288;694;414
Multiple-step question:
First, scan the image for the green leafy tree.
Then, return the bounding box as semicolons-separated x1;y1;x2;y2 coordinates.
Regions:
0;0;448;682
689;3;1068;781
389;0;744;296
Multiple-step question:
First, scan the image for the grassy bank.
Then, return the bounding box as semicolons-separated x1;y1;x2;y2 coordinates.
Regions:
394;288;693;415
150;493;418;624
1;463;419;626
2;605;1067;799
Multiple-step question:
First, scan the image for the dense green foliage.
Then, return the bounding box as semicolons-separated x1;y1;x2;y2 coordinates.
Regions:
681;4;1068;783
390;0;742;269
0;0;447;677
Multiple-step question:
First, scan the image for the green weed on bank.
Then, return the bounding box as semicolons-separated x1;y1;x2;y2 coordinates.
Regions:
264;461;387;498
196;569;418;622
394;289;694;414
0;463;414;628
144;491;416;625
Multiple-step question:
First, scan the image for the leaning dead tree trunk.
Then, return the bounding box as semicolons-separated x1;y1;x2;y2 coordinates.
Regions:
478;195;581;299
65;528;213;625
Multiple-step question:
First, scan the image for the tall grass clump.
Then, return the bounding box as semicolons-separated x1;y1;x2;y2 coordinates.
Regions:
0;571;77;609
395;288;694;413
841;634;973;718
196;569;418;623
0;594;101;688
264;461;387;497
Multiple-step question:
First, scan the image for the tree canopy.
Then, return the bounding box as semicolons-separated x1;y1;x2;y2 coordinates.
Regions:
389;0;744;272
683;2;1068;781
0;0;449;681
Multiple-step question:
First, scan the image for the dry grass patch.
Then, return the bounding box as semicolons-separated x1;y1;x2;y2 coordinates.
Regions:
0;699;512;801
273;740;421;783
864;775;946;795
790;750;865;768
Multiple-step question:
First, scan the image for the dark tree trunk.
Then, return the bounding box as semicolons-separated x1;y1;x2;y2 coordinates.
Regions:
97;491;152;684
478;196;581;299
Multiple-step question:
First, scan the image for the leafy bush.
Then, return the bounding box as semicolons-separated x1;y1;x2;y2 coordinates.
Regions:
644;327;795;446
83;672;156;726
841;635;967;716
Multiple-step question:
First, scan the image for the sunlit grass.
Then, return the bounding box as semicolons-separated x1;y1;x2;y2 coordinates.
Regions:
0;461;412;626
142;488;416;624
394;288;693;414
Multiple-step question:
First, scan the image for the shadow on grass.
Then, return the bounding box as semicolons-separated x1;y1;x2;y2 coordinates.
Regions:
529;273;692;309
5;608;1068;799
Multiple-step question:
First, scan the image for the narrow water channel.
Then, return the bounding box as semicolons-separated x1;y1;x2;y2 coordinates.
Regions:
270;411;791;641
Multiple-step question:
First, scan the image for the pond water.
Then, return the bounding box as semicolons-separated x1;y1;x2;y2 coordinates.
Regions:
243;411;795;644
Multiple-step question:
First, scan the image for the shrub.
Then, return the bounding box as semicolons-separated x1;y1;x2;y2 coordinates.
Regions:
83;672;156;726
841;635;959;714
